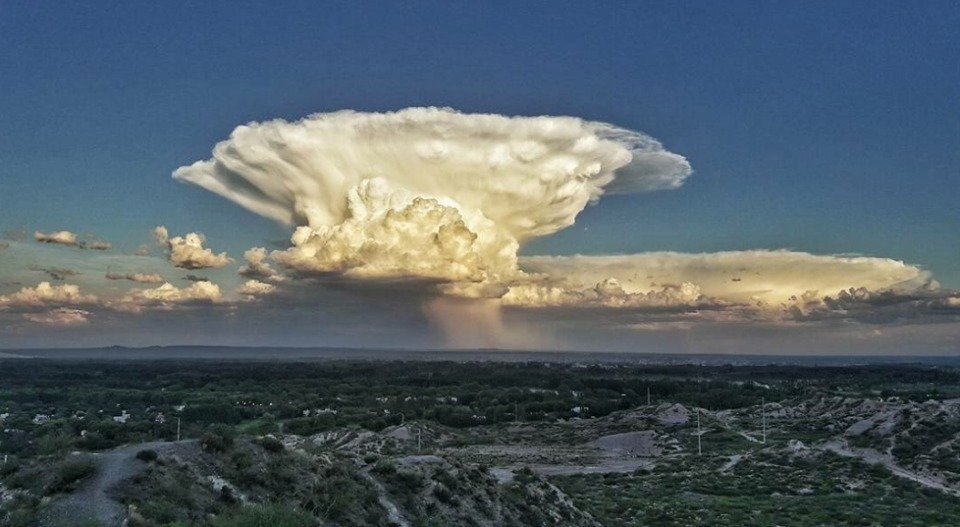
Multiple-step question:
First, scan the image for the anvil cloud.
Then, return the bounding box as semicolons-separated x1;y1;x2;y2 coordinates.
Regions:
174;107;691;288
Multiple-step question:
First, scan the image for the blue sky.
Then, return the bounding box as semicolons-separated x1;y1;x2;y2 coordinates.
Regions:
0;2;957;351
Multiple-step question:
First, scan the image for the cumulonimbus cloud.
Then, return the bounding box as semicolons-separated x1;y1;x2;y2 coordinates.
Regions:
175;107;691;286
169;107;956;345
153;225;232;270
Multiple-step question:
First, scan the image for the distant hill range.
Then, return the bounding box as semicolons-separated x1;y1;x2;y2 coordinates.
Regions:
0;345;958;366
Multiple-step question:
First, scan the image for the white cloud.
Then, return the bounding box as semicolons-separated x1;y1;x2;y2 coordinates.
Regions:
502;279;705;309
0;282;98;308
24;308;91;326
175;108;691;285
517;251;933;309
153;225;232;270
238;247;284;282
35;230;79;247
272;179;517;283
112;281;223;313
34;230;111;250
152;225;169;244
237;279;276;298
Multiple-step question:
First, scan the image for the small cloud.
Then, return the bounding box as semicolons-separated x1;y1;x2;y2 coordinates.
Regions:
239;247;284;282
85;240;112;251
35;230;80;247
105;271;164;284
0;282;97;308
154;225;232;270
30;266;80;281
24;308;91;326
237;279;276;299
112;281;223;313
34;230;112;250
152;225;169;244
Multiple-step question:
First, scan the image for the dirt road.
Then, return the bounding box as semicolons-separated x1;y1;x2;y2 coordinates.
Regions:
40;440;195;527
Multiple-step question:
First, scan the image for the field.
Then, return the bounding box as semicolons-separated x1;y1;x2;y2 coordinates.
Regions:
2;357;960;526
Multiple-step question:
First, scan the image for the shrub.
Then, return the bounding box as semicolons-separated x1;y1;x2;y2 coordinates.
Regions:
37;431;74;456
0;457;20;477
47;458;96;493
201;425;235;453
209;503;315;527
372;460;397;476
258;436;284;453
136;449;158;462
7;509;40;527
432;483;456;504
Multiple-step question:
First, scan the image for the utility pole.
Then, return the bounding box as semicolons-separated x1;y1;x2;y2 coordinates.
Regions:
515;402;520;424
761;397;767;444
176;417;181;442
696;408;702;456
417;428;422;453
647;386;651;406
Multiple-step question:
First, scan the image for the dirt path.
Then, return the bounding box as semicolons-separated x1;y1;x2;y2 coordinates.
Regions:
39;440;195;527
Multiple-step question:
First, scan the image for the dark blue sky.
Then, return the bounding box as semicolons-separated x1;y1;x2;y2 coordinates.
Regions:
1;1;958;287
